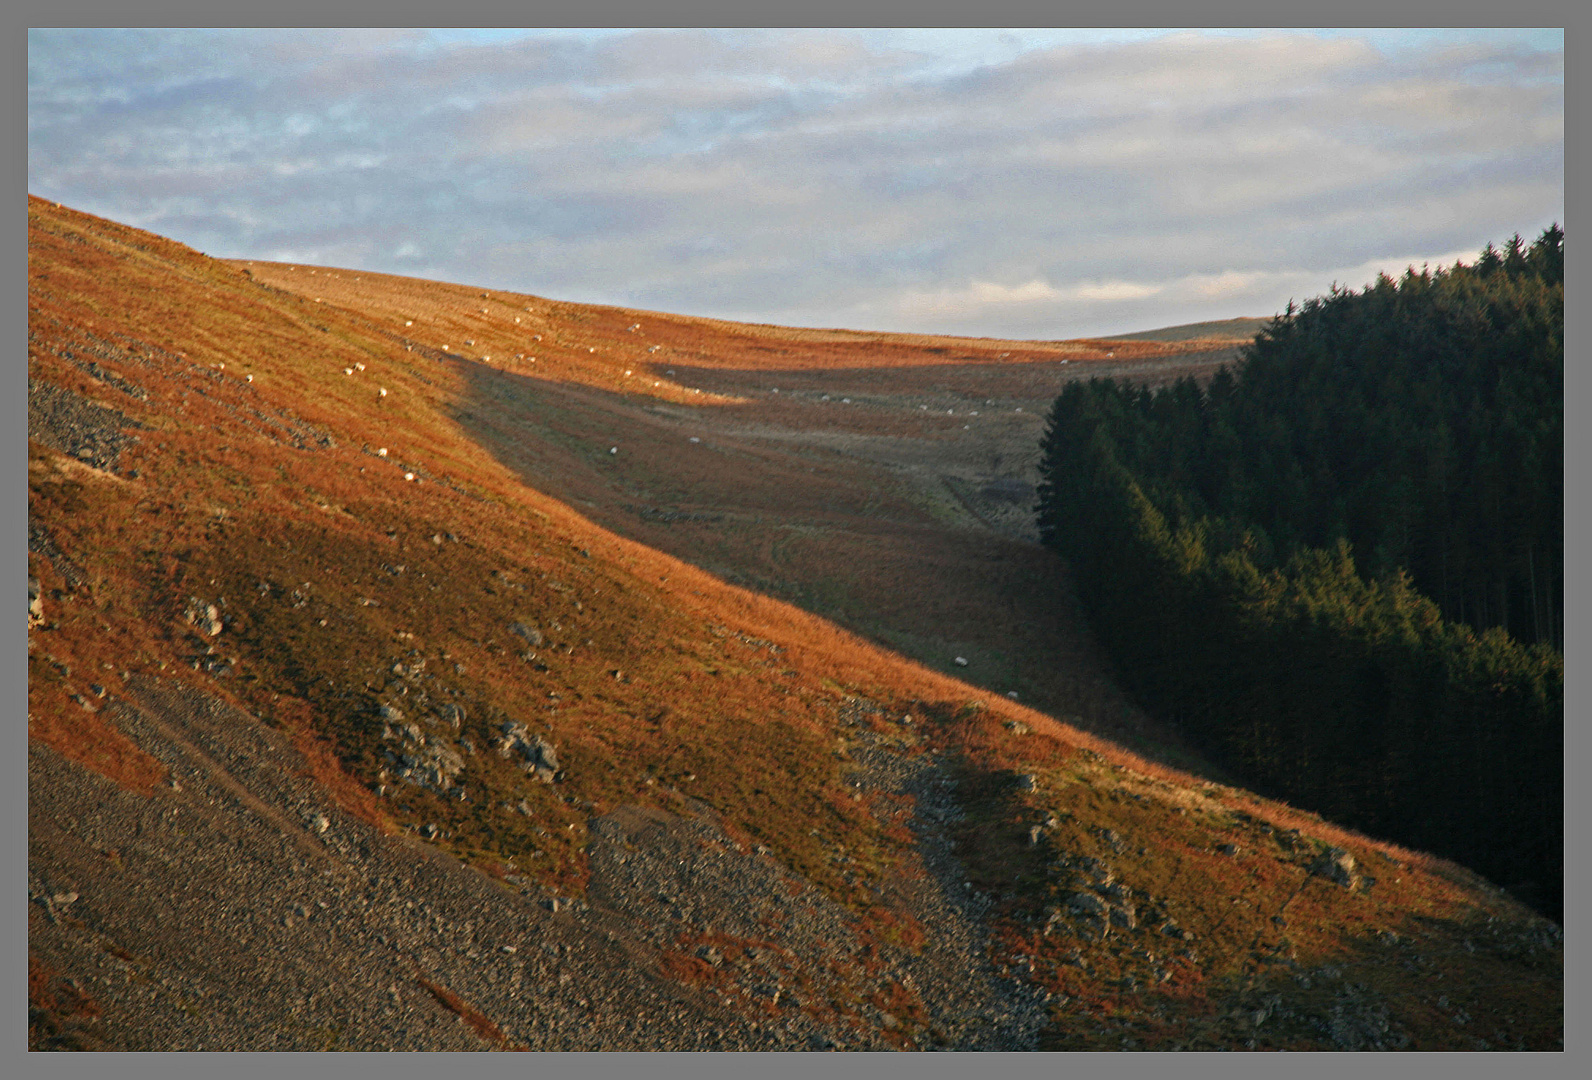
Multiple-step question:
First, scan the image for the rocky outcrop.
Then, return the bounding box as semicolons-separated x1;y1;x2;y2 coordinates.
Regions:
380;720;465;794
495;722;559;783
183;597;224;638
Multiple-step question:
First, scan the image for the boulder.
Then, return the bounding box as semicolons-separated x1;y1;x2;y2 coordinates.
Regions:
184;596;224;637
1313;847;1361;890
510;622;543;646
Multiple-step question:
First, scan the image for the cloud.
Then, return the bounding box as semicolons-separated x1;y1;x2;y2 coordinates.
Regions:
27;29;1563;339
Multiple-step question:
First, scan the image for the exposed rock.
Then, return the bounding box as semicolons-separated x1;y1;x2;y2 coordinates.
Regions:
381;723;465;793
1016;774;1038;792
28;377;143;471
510;622;544;646
29;576;43;627
29;522;85;592
1004;719;1030;734
1067;892;1108;918
1313;847;1360;890
184;597;224;637
495;722;559;783
435;702;466;730
1321;984;1398;1050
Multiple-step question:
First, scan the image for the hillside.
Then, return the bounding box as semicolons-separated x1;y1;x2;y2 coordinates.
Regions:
28;197;1561;1051
1098;317;1273;344
1035;235;1564;921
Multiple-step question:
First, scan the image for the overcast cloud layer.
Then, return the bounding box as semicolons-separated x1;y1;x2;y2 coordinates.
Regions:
28;29;1563;339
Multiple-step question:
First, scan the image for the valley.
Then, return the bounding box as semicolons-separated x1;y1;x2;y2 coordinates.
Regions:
27;197;1561;1051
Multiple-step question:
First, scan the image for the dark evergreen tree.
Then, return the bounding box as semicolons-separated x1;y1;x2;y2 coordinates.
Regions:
1036;227;1563;920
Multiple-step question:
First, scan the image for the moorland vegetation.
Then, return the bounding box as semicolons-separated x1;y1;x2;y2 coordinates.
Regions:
1036;229;1564;921
29;198;1562;1050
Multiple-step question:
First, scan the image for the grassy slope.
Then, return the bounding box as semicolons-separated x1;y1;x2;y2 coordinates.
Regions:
28;197;1560;1050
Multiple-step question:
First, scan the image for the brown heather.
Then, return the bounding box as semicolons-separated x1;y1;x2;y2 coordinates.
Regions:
27;196;1560;1050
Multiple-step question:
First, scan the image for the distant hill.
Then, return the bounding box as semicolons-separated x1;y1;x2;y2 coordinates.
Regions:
1101;317;1272;343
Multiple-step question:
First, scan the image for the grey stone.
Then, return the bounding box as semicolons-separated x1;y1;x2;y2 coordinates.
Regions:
510;622;544;647
381;722;465;792
496;722;560;782
1314;847;1360;889
1067;892;1108;918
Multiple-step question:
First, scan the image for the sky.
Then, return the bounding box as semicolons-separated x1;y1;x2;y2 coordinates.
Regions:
27;28;1564;340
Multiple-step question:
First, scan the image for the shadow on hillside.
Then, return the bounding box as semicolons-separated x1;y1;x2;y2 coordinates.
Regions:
447;354;1233;783
662;348;1244;398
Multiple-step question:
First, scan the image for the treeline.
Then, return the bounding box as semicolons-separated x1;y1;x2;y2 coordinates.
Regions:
1036;228;1563;919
